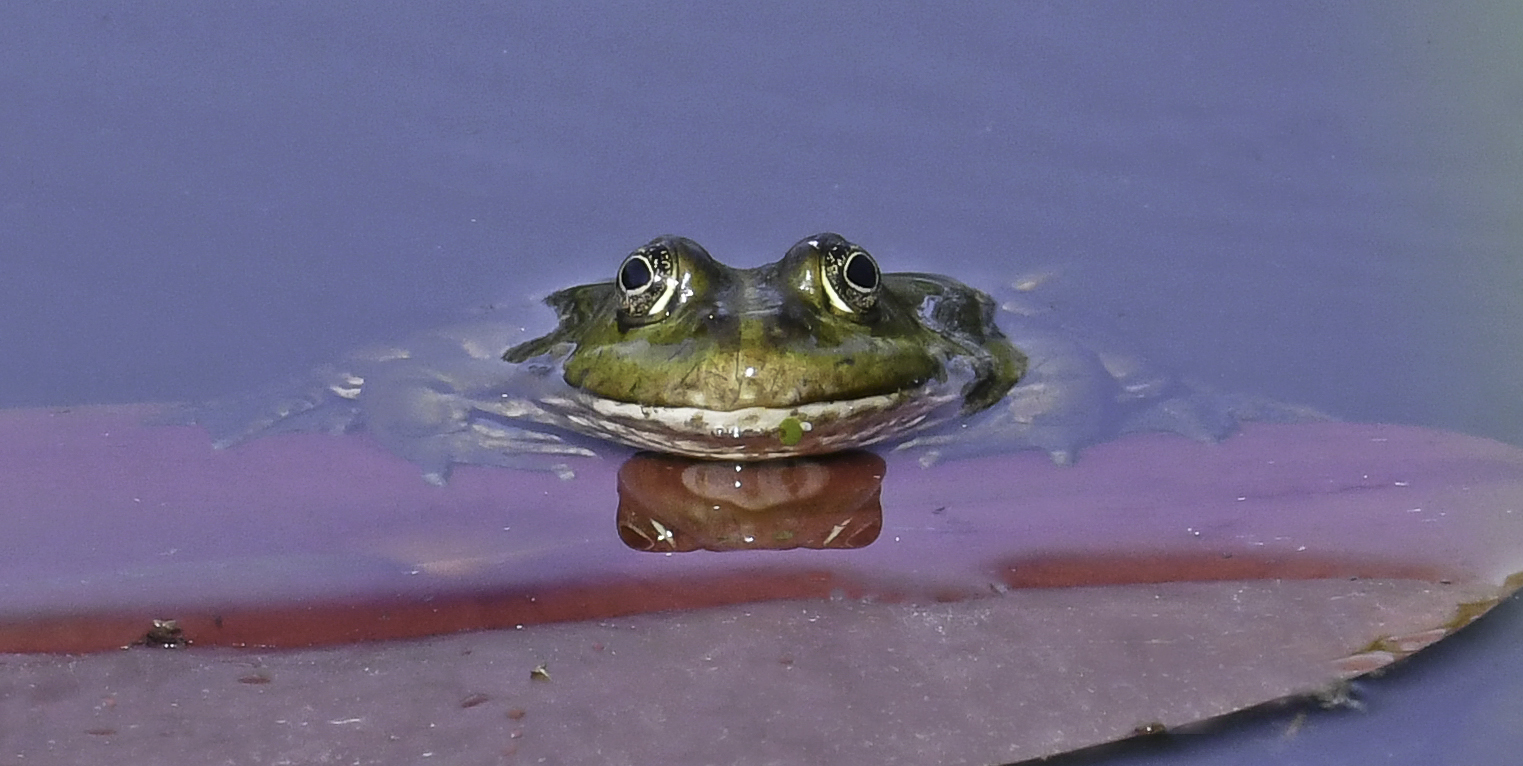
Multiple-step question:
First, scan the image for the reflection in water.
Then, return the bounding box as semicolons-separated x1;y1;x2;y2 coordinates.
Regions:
616;451;885;552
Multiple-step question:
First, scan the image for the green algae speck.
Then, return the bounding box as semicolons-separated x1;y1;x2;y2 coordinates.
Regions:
779;417;806;446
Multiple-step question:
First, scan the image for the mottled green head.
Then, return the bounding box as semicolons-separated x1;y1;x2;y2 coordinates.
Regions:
503;234;1025;458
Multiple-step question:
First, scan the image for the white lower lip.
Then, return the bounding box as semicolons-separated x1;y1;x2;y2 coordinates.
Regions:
534;384;965;460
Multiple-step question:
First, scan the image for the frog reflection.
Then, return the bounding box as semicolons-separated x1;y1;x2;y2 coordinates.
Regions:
616;451;883;553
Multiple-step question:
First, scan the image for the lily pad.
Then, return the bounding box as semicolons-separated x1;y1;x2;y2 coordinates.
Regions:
0;405;1521;764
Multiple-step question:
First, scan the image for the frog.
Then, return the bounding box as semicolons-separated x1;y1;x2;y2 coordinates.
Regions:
184;233;1308;483
494;233;1027;461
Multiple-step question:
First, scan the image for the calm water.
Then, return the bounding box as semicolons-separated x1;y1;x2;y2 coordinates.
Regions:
3;3;1521;764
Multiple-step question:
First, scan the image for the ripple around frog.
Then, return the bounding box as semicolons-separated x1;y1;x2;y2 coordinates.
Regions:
171;235;1326;483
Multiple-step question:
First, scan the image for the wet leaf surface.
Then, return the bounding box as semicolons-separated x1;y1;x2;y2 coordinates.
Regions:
1;405;1521;763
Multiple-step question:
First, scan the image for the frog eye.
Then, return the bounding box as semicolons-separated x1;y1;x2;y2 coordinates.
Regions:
617;241;680;322
819;239;880;314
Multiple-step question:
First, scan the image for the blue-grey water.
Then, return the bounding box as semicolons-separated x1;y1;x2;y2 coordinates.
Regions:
2;3;1521;764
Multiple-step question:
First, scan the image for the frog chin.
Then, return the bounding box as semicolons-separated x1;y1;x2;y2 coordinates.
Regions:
532;378;969;460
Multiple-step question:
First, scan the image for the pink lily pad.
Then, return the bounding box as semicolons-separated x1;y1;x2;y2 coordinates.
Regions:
0;405;1520;763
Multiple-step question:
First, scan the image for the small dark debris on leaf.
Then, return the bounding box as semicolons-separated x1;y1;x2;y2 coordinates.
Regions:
85;728;117;736
460;692;491;708
136;619;189;648
506;708;526;720
237;670;273;685
1132;721;1168;737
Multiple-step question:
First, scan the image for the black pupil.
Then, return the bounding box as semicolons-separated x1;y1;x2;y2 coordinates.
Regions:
844;253;878;291
620;256;653;292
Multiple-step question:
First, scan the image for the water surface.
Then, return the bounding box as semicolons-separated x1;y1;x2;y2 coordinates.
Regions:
2;3;1521;765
